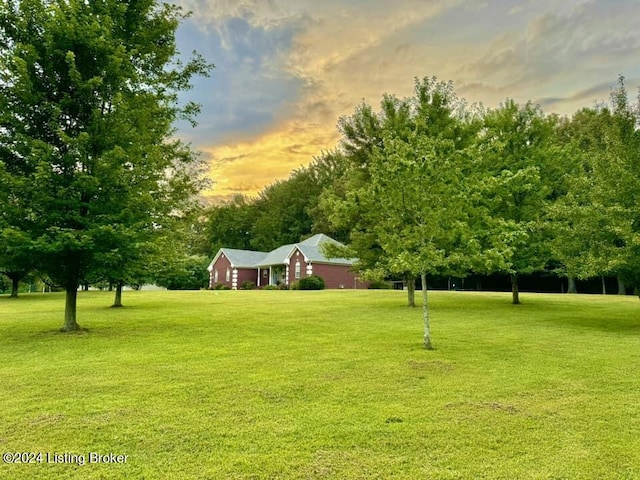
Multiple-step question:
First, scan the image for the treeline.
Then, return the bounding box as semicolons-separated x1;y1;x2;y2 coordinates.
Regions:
202;75;640;307
200;151;350;255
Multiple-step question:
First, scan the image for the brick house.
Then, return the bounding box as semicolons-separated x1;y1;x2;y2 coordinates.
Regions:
207;234;367;290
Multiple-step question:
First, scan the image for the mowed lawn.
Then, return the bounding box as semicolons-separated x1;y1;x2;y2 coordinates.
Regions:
0;290;639;479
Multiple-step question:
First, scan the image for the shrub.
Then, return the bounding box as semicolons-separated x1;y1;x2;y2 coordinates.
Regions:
263;285;277;290
241;281;256;290
154;255;210;290
368;279;391;289
297;275;325;290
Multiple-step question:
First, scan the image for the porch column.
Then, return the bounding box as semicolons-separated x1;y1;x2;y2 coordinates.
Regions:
257;268;261;287
231;268;238;290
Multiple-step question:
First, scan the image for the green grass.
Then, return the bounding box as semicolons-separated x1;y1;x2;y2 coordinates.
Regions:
1;289;639;479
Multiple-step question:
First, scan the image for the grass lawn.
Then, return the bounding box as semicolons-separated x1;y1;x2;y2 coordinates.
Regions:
0;289;639;479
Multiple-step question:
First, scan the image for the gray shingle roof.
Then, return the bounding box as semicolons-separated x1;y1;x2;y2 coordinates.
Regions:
297;244;353;265
299;233;340;247
218;248;267;268
255;243;295;267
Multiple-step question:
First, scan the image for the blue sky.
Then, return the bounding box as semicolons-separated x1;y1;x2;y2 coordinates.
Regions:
172;0;640;201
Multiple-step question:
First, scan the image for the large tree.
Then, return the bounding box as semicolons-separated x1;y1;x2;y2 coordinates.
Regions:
549;77;640;295
473;100;557;304
0;0;211;329
320;90;423;306
546;108;608;293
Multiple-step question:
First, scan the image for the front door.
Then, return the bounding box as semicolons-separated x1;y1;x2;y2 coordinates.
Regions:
271;266;285;286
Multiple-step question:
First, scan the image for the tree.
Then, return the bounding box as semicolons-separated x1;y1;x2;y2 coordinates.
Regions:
473;100;557;304
150;226;210;291
549;77;640;295
320;93;420;306
546;108;607;293
202;195;256;257
0;0;211;330
249;171;317;251
87;224;153;307
323;77;498;348
201;152;349;258
0;228;34;297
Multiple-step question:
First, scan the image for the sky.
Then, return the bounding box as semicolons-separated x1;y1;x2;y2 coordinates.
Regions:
171;0;640;203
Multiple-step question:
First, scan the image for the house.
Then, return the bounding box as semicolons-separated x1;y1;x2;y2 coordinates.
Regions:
207;234;367;289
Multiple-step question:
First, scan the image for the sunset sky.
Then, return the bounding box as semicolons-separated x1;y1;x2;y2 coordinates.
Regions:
171;0;640;202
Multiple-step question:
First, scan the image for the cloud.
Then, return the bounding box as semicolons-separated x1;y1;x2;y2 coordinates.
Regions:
202;116;341;199
536;77;640;112
457;0;640;112
173;3;312;146
173;0;640;199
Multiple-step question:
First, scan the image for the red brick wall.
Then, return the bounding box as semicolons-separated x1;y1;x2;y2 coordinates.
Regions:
209;253;258;289
210;254;231;288
236;268;258;289
288;250;307;285
309;263;367;289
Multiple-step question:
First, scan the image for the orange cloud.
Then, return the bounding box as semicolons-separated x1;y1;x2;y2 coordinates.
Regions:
203;118;340;201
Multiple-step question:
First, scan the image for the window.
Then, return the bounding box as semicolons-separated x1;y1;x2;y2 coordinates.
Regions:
295;261;301;279
214;269;219;283
226;268;230;282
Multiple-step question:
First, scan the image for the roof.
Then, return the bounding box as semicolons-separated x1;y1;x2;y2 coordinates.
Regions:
296;244;353;265
207;248;266;271
208;234;355;269
221;248;268;268
255;243;295;267
299;233;340;247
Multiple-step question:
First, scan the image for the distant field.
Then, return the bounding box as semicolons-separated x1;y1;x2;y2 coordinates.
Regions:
1;290;639;479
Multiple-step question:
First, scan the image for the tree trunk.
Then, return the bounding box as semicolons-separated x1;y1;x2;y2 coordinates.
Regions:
10;275;19;298
407;276;415;307
62;280;81;332
567;276;577;294
617;277;626;295
421;272;433;350
601;276;606;295
510;273;520;305
112;281;124;308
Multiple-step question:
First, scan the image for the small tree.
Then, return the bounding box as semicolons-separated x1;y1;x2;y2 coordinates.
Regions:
0;229;34;298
